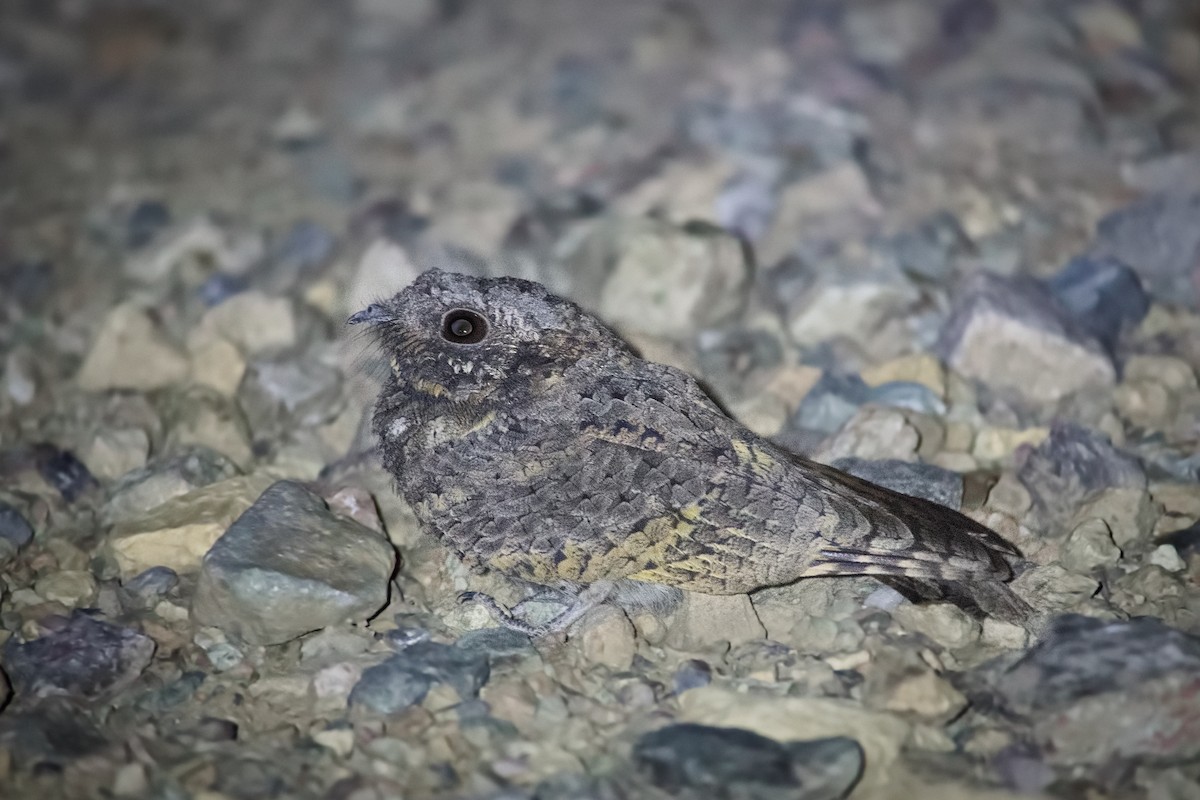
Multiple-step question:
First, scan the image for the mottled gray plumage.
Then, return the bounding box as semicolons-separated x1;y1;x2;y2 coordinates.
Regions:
351;269;1032;635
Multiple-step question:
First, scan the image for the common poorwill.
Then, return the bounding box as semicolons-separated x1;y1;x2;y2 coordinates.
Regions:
350;269;1033;635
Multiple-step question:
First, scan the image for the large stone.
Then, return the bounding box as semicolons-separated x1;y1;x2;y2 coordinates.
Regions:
76;304;190;392
633;723;864;800
831;458;963;509
190;291;297;356
160;387;254;469
596;219;750;340
106;474;275;579
1088;190;1200;308
2;612;155;700
982;615;1200;765
103;446;241;525
937;274;1115;404
192;481;395;645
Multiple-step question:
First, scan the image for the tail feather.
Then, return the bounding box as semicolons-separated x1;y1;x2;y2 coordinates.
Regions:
880;576;1036;625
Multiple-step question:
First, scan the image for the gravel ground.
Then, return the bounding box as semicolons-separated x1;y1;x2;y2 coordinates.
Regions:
2;1;1200;798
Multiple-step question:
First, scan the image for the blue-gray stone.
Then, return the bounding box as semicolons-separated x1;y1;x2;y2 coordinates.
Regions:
831;458;963;509
1046;256;1148;353
0;501;34;549
791;372;871;434
634;724;864;800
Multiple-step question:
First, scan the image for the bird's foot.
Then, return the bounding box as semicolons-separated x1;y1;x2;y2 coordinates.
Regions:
458;581;616;638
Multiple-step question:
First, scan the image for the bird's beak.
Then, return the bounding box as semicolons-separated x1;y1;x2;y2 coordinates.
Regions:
347;303;394;326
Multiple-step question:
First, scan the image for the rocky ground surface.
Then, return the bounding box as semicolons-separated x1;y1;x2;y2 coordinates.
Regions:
2;1;1200;798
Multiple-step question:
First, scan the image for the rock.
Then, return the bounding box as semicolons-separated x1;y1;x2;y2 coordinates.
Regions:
160;387;254;469
666;593;766;651
312;727;354;758
972;426;1049;464
762;162;881;263
189;338;247;397
81;428;150;482
597;219;750;340
272;105;323;146
633;723;864;800
33;445;99;503
1088;190;1200;308
1124;355;1198;393
77;303;190;392
816;407;920;463
1075;487;1158;549
103;446;241;524
2;612;155;699
1010;565;1099;612
106;474;274;579
427;181;522;256
192;481;395;645
865;382;947;418
1148;544;1186;572
190;291;297;356
785;280;919;355
3;350;36;405
120;566;179;609
238;357;343;435
0;501;34;550
124;216;238;284
1115;379;1174;430
678;688;911;799
871;664;968;723
981;619;1030;650
1045;256;1148;353
577;607;636;670
1060;519;1122;573
112;762;149;797
672;660;713;694
791;372;871;434
891;603;981;650
937;274;1115;404
1017;423;1146;526
832;458;963;509
124;199;171;249
33;571;97;608
350;640;490;713
982;615;1200;765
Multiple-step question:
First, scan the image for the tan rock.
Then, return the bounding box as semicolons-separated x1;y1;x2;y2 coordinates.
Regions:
1123;354;1197;392
577;606;637;670
892;603;981;649
817;406;921;463
106;474;274;579
1060;519;1122;573
83;428;151;481
861;353;947;397
666;592;765;651
972;426;1049;463
881;669;968;722
1114;379;1174;429
762;364;823;412
34;570;97;607
189;338;247;396
190;291;296;356
77;304;190;392
1073;487;1158;548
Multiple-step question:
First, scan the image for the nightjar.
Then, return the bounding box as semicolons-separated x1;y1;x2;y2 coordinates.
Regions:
350;269;1033;636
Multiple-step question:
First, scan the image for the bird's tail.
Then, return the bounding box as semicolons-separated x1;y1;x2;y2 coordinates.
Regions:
879;576;1036;625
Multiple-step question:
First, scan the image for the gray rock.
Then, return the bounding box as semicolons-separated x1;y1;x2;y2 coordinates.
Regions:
349;640;490;713
454;627;535;664
672;659;713;694
791;372;871;434
1046;255;1149;354
0;500;34;549
937;273;1115;404
192;481;395;645
104;446;241;524
633;723;864;800
1017;423;1146;527
238;357;343;436
831;458;963;509
2;612;155;700
865;381;947;416
1088;190;1200;308
593;218;751;340
980;615;1200;765
349;660;433;714
121;566;180;609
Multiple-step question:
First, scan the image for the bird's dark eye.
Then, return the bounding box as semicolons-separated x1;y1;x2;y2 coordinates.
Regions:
441;309;488;344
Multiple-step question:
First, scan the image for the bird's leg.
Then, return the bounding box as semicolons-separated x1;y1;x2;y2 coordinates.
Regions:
459;581;616;638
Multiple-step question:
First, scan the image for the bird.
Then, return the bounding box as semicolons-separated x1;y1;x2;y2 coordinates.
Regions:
349;269;1034;637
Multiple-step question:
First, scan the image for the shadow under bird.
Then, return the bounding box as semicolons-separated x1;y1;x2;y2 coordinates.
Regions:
349;270;1034;636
